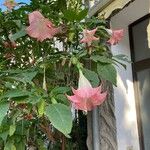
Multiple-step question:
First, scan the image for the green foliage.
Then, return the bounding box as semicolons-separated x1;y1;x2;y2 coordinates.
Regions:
9;125;16;137
63;8;88;22
97;63;117;86
82;68;99;87
0;102;9;125
91;55;112;63
1;89;30;99
9;28;27;42
4;140;16;150
0;0;127;149
113;54;131;63
37;99;45;117
45;103;72;136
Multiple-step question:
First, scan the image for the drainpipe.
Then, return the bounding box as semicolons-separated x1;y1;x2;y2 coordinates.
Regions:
92;107;100;150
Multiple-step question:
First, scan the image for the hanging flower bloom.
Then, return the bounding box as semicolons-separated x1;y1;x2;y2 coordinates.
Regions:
26;11;60;42
107;29;124;45
66;70;107;111
80;28;99;46
3;0;18;10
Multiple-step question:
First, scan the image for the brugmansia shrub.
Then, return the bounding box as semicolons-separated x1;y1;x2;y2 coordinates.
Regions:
0;0;127;149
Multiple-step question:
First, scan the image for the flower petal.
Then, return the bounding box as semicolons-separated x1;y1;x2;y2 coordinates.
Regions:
26;11;59;41
80;28;99;46
107;29;124;45
66;71;107;111
91;91;107;106
74;98;94;111
78;70;92;89
66;94;80;103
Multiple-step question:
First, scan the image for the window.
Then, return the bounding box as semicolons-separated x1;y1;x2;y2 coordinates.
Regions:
129;14;150;150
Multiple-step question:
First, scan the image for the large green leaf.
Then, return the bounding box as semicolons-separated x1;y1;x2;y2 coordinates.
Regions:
0;102;9;125
1;90;30;99
82;68;99;87
97;63;117;86
91;55;112;63
8;71;37;84
45;103;72;136
55;94;70;105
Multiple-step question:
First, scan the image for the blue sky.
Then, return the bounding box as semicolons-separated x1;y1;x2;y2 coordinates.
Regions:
1;0;30;10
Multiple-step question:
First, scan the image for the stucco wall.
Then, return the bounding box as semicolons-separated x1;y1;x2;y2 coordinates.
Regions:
110;0;150;149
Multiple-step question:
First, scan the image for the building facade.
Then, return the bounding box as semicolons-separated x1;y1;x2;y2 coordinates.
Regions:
89;0;150;150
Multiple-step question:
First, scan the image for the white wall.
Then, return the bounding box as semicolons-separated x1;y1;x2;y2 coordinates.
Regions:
110;0;150;150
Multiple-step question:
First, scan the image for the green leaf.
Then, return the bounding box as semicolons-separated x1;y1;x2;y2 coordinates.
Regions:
63;8;88;22
9;28;27;42
113;59;127;69
51;87;70;96
113;54;131;63
21;71;37;83
63;9;77;22
0;130;8;142
76;9;88;21
1;90;30;99
58;0;67;11
9;125;16;136
4;140;16;150
97;63;117;86
13;20;22;28
0;102;9;125
15;140;25;150
55;94;69;105
0;69;22;74
37;138;47;150
91;55;112;63
27;94;42;104
8;71;37;84
82;68;99;86
37;99;45;117
45;103;72;136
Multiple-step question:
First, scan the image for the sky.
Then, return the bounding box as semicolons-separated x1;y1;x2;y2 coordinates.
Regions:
0;0;30;10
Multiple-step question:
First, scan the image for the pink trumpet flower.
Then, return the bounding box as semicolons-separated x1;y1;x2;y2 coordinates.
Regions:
3;0;18;10
80;28;99;46
26;11;60;42
107;29;124;45
66;70;107;111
